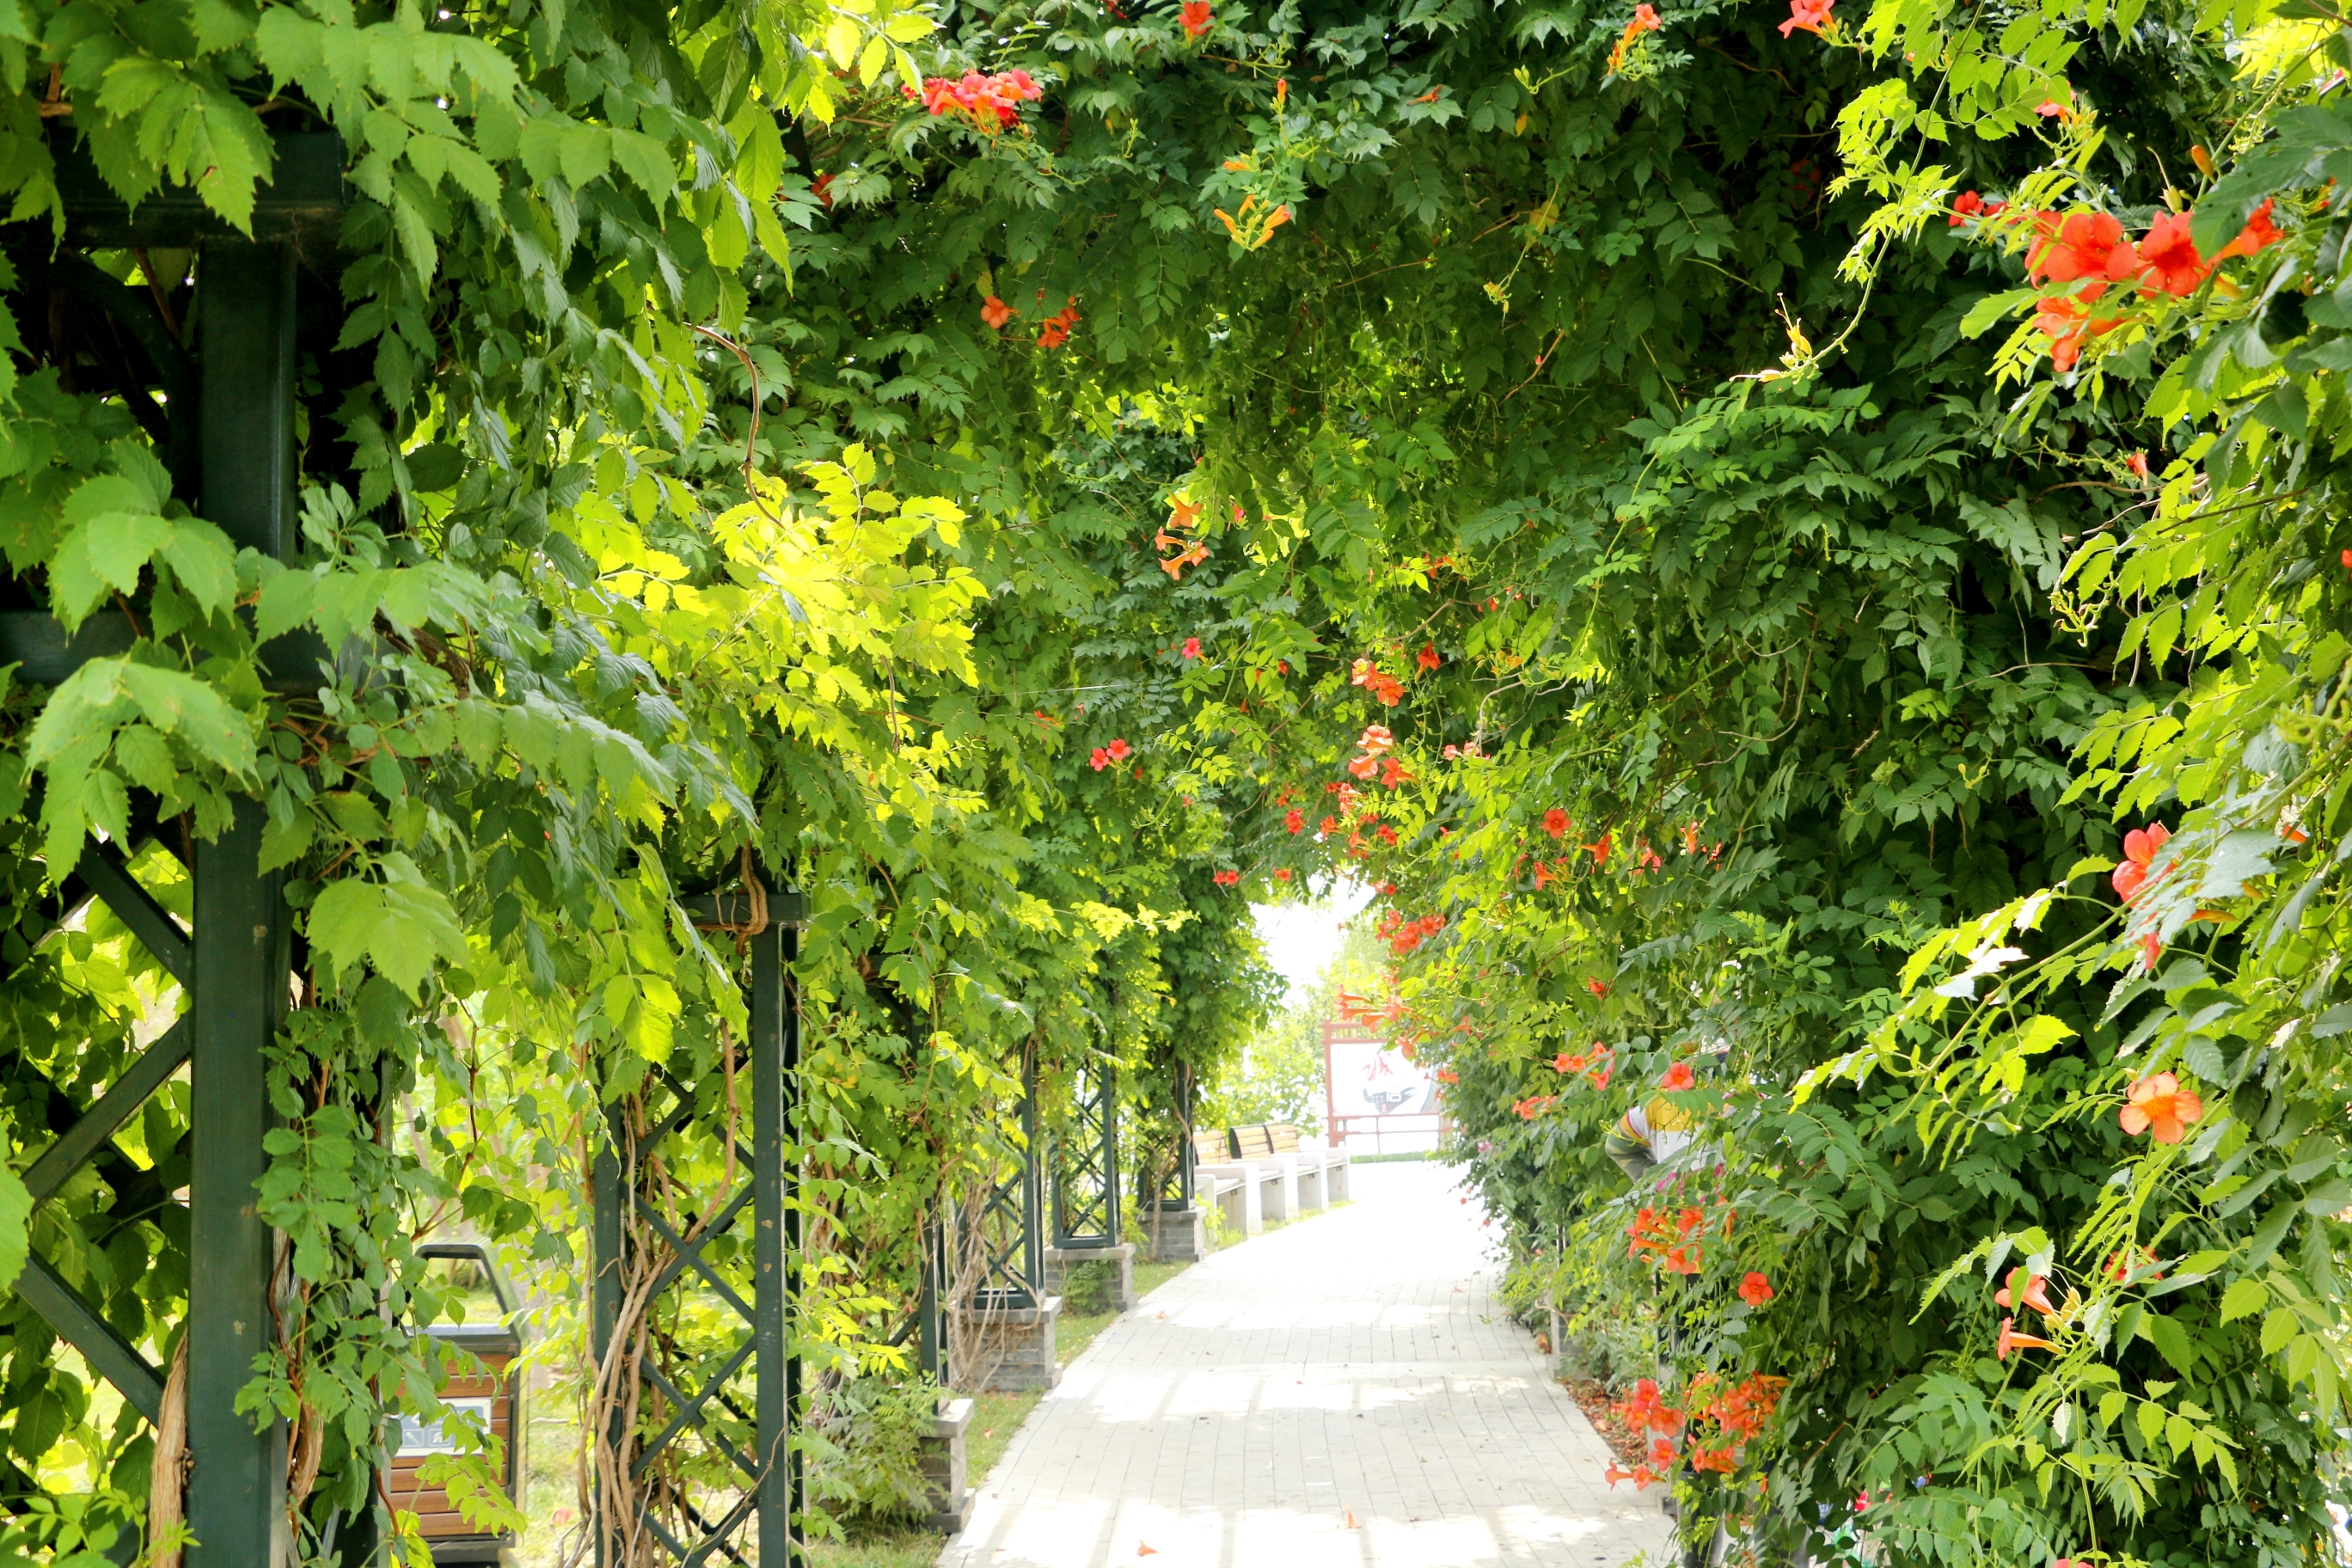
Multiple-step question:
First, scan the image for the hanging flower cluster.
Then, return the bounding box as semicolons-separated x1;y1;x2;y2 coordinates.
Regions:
1603;1372;1788;1488
1606;3;1660;72
2110;821;2173;970
1947;189;2007;228
1156;493;1210;579
2110;822;2171;902
1552;1043;1614;1089
1351;657;1406;706
1991;1266;2061;1360
918;69;1044;133
1629;1201;1733;1275
1344;723;1395;780
1375;910;1446;956
1779;0;1832;34
1088;738;1132;770
1215;195;1293;250
1036;300;1081;348
1179;0;1211;36
1211;869;1240;886
1953;201;2290;371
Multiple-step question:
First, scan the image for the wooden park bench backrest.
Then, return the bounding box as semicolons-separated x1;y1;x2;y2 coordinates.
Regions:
1267;1124;1302;1154
1192;1127;1234;1164
1234;1125;1276;1159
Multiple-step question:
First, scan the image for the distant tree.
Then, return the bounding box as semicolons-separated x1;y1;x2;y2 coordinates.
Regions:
1204;909;1387;1138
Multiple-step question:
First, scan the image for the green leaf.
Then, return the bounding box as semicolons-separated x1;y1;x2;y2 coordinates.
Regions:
2262;1307;2298;1354
255;567;317;643
0;1166;27;1293
305;878;385;980
609;129;674;203
259;810;315;873
452;699;503;765
2220;1277;2269;1322
2305;1177;2352;1215
322;791;386;842
2249;1201;2298;1268
118;664;256;776
158;518;238;620
189;0;257;52
48;480;171;629
307;861;465;997
2144;1311;2197;1375
558;123;611;187
1958;287;2035;339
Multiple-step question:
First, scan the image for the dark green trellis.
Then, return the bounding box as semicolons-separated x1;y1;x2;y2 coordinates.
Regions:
591;878;805;1567
968;1043;1042;1313
1050;1060;1118;1253
2;137;352;1568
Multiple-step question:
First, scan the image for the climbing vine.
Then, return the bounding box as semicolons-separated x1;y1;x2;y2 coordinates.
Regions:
12;0;2352;1554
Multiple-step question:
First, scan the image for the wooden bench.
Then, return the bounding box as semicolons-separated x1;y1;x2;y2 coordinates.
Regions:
1256;1122;1351;1207
1189;1128;1255;1237
1193;1126;1284;1234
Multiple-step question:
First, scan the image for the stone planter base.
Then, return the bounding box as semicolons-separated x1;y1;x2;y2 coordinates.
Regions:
922;1396;975;1533
952;1296;1063;1392
1044;1242;1136;1314
1146;1204;1207;1263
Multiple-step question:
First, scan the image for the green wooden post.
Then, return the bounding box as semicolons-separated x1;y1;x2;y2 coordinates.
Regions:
185;236;298;1568
752;914;799;1565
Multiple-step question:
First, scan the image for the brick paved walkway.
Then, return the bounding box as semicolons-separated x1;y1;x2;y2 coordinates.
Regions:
940;1162;1673;1568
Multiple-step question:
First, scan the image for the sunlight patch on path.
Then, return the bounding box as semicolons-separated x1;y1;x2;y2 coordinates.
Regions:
938;1163;1671;1568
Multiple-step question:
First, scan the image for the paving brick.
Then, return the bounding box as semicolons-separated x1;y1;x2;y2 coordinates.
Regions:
940;1165;1672;1568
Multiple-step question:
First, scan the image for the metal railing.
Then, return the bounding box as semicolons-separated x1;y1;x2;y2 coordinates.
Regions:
1327;1112;1449;1155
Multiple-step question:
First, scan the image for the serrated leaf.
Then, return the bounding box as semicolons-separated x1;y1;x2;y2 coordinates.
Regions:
118;664;255;775
159;518;237;619
256;567;318;643
2220;1277;2269;1321
2144;1311;2196;1375
306;865;463;997
306;878;385;979
823;15;860;66
558;122;610;187
259;810;315;873
609;128;674;202
2262;1307;2297;1353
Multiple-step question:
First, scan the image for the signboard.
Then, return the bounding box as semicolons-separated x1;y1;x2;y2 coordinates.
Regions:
1323;1017;1443;1150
